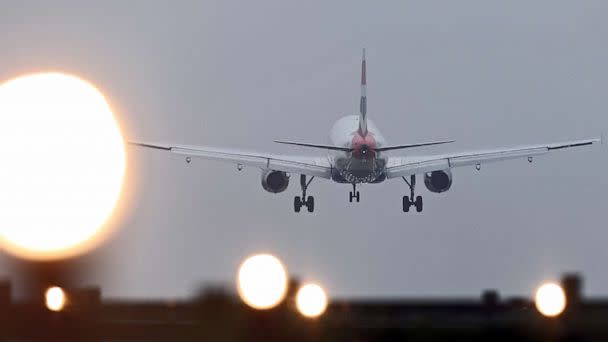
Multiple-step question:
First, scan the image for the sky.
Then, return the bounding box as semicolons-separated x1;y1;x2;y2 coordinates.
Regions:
0;0;607;299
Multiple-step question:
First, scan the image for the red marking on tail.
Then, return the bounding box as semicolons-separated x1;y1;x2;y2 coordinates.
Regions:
361;60;366;85
351;133;376;159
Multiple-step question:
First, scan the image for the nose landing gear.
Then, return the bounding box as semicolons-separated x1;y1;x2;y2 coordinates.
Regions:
402;175;423;213
294;175;315;213
349;183;360;203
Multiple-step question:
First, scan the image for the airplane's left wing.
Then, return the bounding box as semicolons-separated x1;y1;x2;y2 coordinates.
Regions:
386;137;601;178
130;142;332;179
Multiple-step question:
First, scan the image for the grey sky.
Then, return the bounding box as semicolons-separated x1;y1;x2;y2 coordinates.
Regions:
0;0;607;299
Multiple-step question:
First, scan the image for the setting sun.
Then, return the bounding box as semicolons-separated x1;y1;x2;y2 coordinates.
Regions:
0;72;125;260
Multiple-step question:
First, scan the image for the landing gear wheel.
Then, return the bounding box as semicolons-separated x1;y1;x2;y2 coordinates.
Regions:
307;196;315;213
294;196;302;213
415;195;423;213
402;196;411;212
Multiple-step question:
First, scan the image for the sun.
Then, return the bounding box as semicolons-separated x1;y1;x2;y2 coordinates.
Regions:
0;72;126;260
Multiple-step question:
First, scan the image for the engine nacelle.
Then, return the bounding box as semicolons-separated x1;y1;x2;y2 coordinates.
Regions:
261;170;290;193
424;169;453;193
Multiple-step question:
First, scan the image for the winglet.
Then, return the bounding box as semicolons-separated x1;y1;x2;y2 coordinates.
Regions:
359;48;368;135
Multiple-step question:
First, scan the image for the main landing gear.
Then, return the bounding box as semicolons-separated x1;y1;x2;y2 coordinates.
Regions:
402;175;423;213
294;175;315;213
349;183;360;203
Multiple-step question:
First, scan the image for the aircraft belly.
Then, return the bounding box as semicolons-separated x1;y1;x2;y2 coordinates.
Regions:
333;157;387;183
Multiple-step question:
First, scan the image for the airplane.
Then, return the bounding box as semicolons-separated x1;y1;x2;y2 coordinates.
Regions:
131;49;601;213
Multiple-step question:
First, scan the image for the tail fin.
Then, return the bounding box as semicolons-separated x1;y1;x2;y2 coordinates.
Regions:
359;48;368;135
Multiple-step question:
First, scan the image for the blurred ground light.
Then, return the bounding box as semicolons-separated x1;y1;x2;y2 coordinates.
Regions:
296;283;328;318
237;253;287;310
534;282;566;317
45;286;66;312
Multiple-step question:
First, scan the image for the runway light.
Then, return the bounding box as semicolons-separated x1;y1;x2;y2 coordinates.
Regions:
237;254;288;310
45;286;67;312
535;282;566;317
296;283;328;318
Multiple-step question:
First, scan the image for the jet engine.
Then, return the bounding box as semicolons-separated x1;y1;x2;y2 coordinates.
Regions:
424;170;452;193
261;170;290;193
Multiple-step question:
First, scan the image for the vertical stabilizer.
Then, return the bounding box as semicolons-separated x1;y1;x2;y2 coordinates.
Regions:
359;48;368;135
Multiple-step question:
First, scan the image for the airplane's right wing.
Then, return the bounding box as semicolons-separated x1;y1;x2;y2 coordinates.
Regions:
130;142;332;179
386;138;601;178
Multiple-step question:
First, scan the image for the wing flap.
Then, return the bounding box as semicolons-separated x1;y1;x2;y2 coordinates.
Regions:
386;158;450;177
386;138;599;178
448;147;548;168
130;142;332;179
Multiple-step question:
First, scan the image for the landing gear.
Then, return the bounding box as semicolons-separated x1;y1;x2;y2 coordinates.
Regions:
294;175;315;213
402;175;423;213
349;183;360;203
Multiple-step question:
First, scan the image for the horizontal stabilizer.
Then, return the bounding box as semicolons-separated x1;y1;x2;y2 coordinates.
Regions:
274;139;454;152
376;140;455;152
274;140;353;152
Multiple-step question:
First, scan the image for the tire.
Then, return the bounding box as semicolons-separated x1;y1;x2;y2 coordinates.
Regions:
356;191;360;202
415;196;423;213
294;196;301;213
402;196;410;212
307;196;315;212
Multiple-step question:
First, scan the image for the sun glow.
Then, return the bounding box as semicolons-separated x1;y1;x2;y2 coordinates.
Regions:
0;73;126;260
